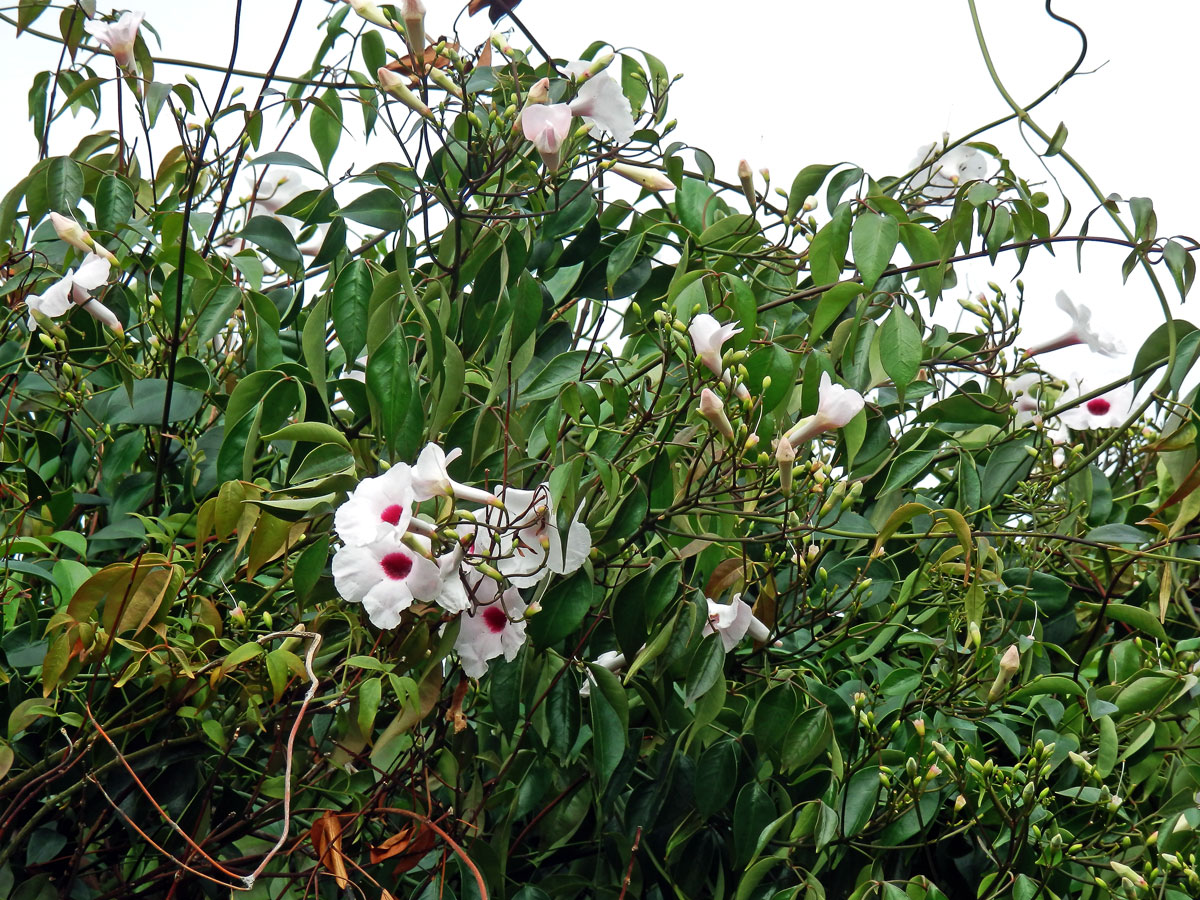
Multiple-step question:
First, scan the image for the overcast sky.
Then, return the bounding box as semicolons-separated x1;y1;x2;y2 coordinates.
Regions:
4;0;1197;387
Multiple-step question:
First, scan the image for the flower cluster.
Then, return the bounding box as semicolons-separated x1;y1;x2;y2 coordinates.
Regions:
521;57;636;170
332;443;591;677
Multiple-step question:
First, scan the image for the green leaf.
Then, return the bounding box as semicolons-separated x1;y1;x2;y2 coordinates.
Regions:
309;89;342;173
733;783;776;868
841;766;882;838
366;326;415;456
1046;121;1068;156
879;447;938;496
1008;675;1085;701
786;162;837;219
333;260;372;365
879;306;922;393
1085;523;1154;545
589;667;627;789
695;740;739;818
240;216;302;276
781;708;831;773
522;351;593;402
1077;601;1168;641
88;379;205;426
335;188;407;232
94;173;133;237
851;211;898;290
808;282;864;343
809;202;852;287
247;151;326;178
262;421;351;451
527;573;593;646
684;634;724;706
980;437;1035;507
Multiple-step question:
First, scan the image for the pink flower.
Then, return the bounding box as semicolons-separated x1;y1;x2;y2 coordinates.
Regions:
25;253;121;333
333;464;415;546
84;10;145;70
332;537;440;629
454;579;528;678
569;73;634;143
703;594;770;651
785;372;864;448
522;104;573;171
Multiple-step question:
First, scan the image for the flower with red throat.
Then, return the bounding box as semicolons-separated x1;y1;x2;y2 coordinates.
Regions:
454;577;528;678
333;463;416;546
332;537;440;629
1060;381;1134;430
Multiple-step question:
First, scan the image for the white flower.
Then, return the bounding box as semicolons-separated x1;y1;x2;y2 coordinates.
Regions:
547;502;591;576
49;213;118;264
1023;291;1122;358
333;464;415;546
434;544;473;613
522;104;573;171
698;388;735;442
454;580;528;678
564;54;615;82
332;537;440;629
1059;380;1135;430
579;649;627;697
688;313;750;400
344;0;390;28
410;442;502;508
703;593;770;652
470;484;591;587
569;73;634;143
26;253;121;333
474;485;544;586
609;162;673;192
688;313;741;378
910;142;988;200
84;10;145;70
785;372;865;449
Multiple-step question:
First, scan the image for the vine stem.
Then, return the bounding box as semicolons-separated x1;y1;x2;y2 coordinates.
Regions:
963;0;1179;488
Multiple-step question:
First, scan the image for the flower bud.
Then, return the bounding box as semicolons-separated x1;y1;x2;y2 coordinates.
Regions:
581;52;614;80
913;718;925;737
737;159;755;207
377;67;435;120
526;77;550;105
698;388;735;442
609;162;674;192
987;644;1021;702
775;439;795;496
427;66;464;99
401;0;426;60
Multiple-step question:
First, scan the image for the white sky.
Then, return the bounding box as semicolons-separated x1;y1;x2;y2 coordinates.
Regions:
4;0;1197;389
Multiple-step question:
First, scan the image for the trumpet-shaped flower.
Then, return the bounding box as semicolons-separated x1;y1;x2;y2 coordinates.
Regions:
25;253;121;333
1023;291;1122;358
1008;372;1047;427
84;10;145;70
522;104;573;171
698;389;735;442
454;579;527;678
569;73;634;143
703;594;770;652
609;162;673;192
910;142;988;200
785;372;864;449
688;313;750;400
473;484;591;587
333;464;415;546
410;442;502;508
332;537;440;629
579;649;627;697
